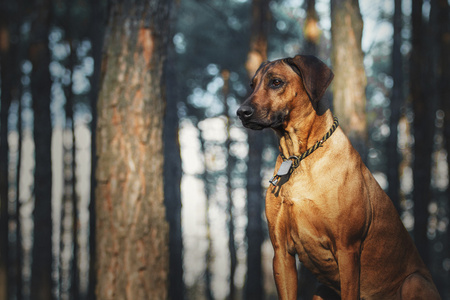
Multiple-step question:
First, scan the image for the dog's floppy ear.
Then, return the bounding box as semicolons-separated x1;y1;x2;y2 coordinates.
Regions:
284;55;334;103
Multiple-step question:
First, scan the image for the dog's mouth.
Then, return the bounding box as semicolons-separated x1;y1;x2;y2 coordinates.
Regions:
240;120;266;130
239;111;286;131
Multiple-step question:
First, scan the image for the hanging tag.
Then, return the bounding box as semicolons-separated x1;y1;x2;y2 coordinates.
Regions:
276;160;293;176
269;160;293;186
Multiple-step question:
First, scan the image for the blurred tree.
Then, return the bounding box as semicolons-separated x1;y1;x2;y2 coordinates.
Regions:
10;3;25;298
29;0;54;298
14;86;23;300
223;69;237;300
95;0;171;298
199;129;214;300
88;1;106;299
387;0;403;212
330;0;368;161
60;2;79;297
174;0;249;104
164;2;184;299
174;1;250;298
0;2;13;299
439;0;450;271
244;1;269;300
303;0;320;55
245;0;269;75
411;0;436;268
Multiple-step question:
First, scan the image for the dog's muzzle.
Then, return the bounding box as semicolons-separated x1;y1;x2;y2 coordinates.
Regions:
237;104;286;130
237;105;264;130
236;105;254;121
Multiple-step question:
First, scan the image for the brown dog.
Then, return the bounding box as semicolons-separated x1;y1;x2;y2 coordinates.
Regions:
237;55;441;300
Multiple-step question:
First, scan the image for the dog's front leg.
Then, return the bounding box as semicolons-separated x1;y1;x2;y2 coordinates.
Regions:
273;249;298;300
336;247;361;300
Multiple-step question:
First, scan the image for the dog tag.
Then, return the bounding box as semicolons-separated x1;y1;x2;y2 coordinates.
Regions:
276;160;292;176
269;160;293;186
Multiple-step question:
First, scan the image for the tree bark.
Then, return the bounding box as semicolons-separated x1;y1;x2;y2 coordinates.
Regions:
29;0;54;298
387;0;403;212
95;1;171;299
330;0;368;161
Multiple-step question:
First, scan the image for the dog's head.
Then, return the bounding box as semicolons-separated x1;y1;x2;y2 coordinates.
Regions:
236;55;334;131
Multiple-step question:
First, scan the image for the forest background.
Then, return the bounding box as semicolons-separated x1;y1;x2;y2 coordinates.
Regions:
0;0;449;299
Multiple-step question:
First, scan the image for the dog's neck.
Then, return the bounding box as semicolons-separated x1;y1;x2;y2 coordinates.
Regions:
276;109;334;158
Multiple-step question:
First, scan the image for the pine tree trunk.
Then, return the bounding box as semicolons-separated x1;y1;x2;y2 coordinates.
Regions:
245;1;269;299
245;0;270;76
330;0;368;161
88;1;106;299
163;29;184;300
411;0;438;268
245;131;264;299
63;8;80;295
8;4;24;296
387;0;403;212
223;70;237;300
437;0;450;276
65;8;80;296
199;132;214;300
60;24;79;298
29;0;54;298
15;92;23;300
95;1;171;298
0;9;12;300
410;0;427;265
303;0;320;55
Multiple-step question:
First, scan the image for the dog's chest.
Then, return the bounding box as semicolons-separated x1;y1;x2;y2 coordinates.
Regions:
282;194;340;286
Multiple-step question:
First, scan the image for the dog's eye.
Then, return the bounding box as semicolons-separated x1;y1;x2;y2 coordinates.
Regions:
270;79;283;88
250;82;255;89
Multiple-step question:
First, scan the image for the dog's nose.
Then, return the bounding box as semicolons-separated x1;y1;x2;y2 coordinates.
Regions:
237;105;254;120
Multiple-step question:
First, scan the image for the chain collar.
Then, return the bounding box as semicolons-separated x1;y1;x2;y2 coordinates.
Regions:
269;117;339;186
